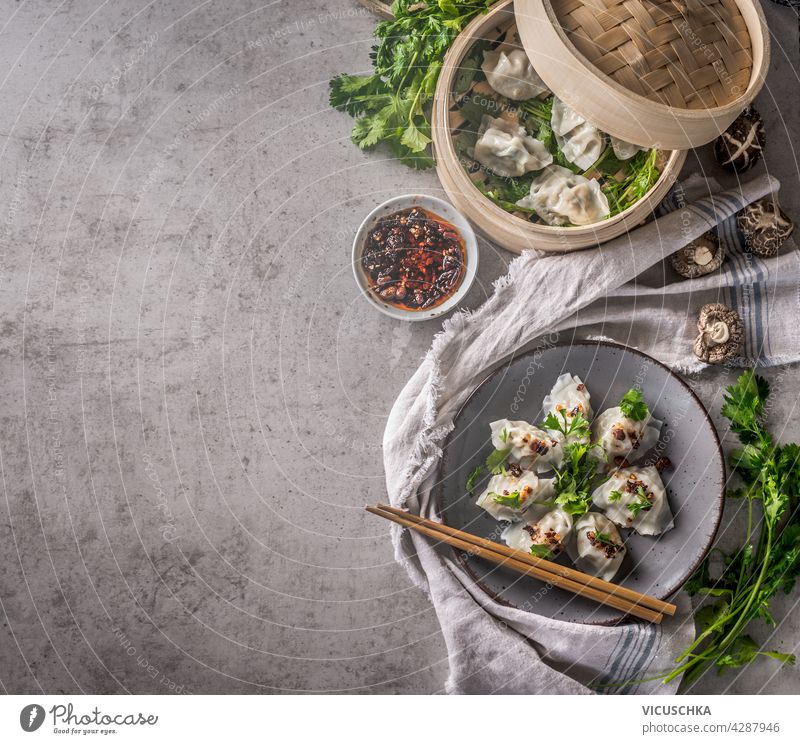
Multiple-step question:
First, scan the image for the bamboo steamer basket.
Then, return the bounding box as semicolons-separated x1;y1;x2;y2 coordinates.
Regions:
431;0;769;254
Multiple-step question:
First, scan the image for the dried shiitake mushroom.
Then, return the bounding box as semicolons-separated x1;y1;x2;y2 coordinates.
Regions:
670;232;724;278
693;303;744;364
714;107;765;173
737;195;795;257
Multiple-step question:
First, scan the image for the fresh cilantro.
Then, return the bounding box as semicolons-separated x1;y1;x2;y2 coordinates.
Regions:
466;464;484;494
654;371;800;688
552;440;600;517
626;487;653;517
593;531;617;547
608;490;623;502
486;447;511;475
529;544;553;559
491;491;522;509
542;408;590;441
329;1;494;167
619;387;649;421
499;427;509;444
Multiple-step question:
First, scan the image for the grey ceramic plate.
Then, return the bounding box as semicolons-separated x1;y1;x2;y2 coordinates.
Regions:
435;341;725;625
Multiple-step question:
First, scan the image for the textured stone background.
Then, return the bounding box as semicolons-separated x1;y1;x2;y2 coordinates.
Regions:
0;0;798;694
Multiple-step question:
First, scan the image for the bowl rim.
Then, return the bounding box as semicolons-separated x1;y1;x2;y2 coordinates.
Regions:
432;339;726;625
351;194;479;322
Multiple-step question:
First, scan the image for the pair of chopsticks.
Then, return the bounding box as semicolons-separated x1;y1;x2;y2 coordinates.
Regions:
366;503;676;623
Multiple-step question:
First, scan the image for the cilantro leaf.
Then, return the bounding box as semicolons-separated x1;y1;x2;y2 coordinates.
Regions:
619;388;648;421
465;464;484;494
608;490;623;502
529;544;553;559
491;491;522;509
486;447;511;475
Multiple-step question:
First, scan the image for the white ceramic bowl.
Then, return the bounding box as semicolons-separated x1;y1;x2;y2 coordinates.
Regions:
352;194;478;322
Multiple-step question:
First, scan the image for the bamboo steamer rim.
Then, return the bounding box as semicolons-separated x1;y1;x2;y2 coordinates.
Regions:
431;2;688;253
515;0;770;148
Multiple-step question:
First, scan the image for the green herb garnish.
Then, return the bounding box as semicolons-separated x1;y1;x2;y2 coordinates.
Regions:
619;387;649;421
542;408;591;441
466;464;484;493
552;441;600;517
529;544;553;559
602;148;660;216
626;486;653;517
491;491;522;509
593;531;617;547
486;447;511;475
656;371;800;688
329;1;494;167
608;490;623;502
499;427;510;443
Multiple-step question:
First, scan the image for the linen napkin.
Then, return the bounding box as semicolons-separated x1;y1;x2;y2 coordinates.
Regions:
382;172;797;694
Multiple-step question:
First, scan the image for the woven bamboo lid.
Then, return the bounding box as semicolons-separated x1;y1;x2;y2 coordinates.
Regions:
515;0;770;149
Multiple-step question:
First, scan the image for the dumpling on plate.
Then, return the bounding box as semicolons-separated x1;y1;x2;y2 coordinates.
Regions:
489;419;563;472
501;505;573;555
481;48;549;101
476;471;555;522
474;115;552;178
542;372;593;436
592;465;674;536
515;165;609;226
592;406;662;463
570;512;626;581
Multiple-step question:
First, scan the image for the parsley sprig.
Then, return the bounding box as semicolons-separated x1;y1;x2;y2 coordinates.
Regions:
626;486;653;517
658;372;800;688
329;1;494;167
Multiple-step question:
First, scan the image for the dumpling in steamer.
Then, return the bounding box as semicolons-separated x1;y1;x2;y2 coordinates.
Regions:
515;165;609;226
570;512;626;581
609;135;647;161
556;123;604;170
489;419;563;472
476;471;555;522
501;506;573;556
542;373;593;438
474;115;552;178
481;48;549;101
592;465;674;536
592;406;662;464
550;98;604;170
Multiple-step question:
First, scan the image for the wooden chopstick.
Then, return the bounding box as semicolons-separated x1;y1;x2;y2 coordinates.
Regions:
375;504;676;617
367;504;673;623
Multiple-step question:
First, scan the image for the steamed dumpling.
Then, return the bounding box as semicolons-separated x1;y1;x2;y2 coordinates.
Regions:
592;406;662;463
542;372;593;431
489;419;564;472
570;512;626;581
476;471;555;522
481;48;549;101
550;98;604;170
474;115;553;178
609;135;647;161
591;466;674;536
550;97;586;136
515;165;609;226
501;506;573;555
556;122;604;170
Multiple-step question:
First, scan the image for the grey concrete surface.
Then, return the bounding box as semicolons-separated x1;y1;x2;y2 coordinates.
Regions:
0;0;798;694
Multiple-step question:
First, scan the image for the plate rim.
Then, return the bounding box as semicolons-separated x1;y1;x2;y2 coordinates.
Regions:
433;339;726;625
